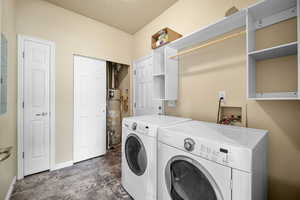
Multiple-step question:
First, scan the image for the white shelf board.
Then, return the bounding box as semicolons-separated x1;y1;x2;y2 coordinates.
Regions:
154;98;177;101
167;10;247;50
248;41;298;60
248;0;297;21
153;73;165;77
250;92;299;100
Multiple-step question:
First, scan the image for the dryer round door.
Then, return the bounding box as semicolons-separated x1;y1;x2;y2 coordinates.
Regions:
165;156;223;200
125;134;147;176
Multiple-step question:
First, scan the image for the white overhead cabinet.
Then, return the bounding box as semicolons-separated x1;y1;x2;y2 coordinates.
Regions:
247;0;300;100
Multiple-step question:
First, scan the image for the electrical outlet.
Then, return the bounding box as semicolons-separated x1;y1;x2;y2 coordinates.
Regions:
218;91;226;102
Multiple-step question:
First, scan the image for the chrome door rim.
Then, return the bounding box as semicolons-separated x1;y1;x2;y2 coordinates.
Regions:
125;133;147;176
165;155;224;200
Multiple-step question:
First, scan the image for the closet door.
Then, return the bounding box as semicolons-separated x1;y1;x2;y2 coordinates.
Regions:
74;55;106;163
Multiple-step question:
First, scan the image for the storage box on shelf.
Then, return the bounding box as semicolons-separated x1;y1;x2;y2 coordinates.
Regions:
151;28;182;49
247;0;300;100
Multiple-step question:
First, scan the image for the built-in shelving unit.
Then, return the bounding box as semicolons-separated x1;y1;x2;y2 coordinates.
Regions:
152;0;300;101
247;0;299;100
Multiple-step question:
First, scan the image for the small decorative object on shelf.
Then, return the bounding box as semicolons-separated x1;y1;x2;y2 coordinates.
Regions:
225;6;239;17
151;28;182;49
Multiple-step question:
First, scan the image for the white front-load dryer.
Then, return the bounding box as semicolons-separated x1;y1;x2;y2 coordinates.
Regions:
157;120;268;200
121;115;191;200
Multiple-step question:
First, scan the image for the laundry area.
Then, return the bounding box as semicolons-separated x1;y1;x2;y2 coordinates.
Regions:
1;0;300;200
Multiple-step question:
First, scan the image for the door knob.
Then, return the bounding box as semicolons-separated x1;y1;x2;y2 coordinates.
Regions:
36;112;48;116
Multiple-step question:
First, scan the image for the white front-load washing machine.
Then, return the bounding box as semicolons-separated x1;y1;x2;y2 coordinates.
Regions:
122;115;191;200
157;120;268;200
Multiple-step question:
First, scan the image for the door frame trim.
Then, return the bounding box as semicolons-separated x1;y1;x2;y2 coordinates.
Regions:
17;35;56;179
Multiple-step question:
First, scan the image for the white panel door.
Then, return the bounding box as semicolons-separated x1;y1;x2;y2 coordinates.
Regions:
24;39;51;176
74;56;106;163
134;56;163;116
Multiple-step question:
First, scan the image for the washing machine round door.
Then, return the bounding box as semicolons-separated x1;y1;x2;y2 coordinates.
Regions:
165;156;223;200
125;134;147;176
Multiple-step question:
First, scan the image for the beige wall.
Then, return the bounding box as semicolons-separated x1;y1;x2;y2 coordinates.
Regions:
16;0;133;163
0;0;17;199
133;0;300;199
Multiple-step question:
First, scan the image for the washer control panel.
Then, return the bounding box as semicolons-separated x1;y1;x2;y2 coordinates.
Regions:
184;138;232;166
136;123;150;135
200;144;230;165
158;129;254;172
131;122;137;131
124;121;150;135
184;138;195;152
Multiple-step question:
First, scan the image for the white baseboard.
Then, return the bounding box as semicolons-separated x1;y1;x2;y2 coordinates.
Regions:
5;176;16;200
53;160;73;170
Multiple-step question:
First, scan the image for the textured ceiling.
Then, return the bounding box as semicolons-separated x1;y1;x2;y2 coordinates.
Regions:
44;0;178;34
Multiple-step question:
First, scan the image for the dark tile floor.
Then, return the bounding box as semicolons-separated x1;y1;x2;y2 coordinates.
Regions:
11;148;132;200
